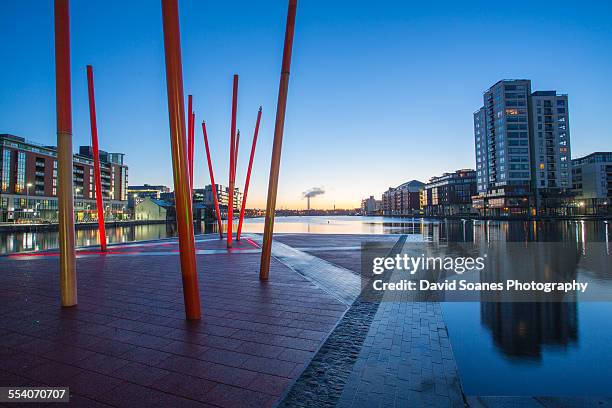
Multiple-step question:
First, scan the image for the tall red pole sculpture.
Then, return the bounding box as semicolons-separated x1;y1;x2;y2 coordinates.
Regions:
55;0;77;306
234;130;240;180
202;121;224;238
237;107;262;241
260;0;297;279
86;65;107;252
191;111;195;189
227;75;238;248
187;95;194;192
161;0;201;320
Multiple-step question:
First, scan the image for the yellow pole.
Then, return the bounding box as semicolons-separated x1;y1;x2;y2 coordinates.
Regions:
54;0;77;306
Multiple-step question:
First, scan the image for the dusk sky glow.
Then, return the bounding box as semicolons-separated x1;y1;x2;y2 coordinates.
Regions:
1;0;611;209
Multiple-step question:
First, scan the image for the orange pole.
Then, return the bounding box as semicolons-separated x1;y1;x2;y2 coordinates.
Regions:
227;75;238;248
202;121;224;238
161;0;200;320
260;0;297;279
237;107;262;241
86;65;107;252
54;0;77;306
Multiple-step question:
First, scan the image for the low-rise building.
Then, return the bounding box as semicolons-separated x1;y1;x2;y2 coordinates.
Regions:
381;180;424;216
361;196;381;215
423;169;476;216
128;184;170;209
134;197;174;222
571;152;612;214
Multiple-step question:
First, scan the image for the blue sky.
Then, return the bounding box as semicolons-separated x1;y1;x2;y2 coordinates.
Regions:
1;0;611;208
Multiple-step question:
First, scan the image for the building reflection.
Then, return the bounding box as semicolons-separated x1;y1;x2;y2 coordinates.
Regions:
480;302;578;359
420;220;593;360
476;225;581;360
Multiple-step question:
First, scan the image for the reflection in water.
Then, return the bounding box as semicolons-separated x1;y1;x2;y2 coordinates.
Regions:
0;222;219;254
480;302;578;359
3;216;608;255
435;219;612;395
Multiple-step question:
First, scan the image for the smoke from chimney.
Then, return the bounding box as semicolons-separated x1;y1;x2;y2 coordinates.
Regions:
303;187;325;210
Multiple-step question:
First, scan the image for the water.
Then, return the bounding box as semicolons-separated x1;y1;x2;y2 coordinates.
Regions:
431;219;612;396
1;215;611;396
0;223;186;254
0;216;453;254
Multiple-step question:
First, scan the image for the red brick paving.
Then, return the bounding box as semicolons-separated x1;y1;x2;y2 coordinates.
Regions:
0;235;347;407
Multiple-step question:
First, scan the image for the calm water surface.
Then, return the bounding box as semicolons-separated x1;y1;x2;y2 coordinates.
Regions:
1;215;611;396
428;219;612;396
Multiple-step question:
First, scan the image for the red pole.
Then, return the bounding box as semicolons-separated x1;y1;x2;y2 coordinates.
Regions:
227;75;238;248
202;121;224;238
191;111;195;189
260;0;297;280
161;0;200;320
234;130;240;181
86;65;107;252
55;0;77;306
237;107;262;241
187;95;193;192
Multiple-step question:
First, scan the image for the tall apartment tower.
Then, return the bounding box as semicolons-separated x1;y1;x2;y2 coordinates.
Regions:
530;91;571;191
473;80;571;216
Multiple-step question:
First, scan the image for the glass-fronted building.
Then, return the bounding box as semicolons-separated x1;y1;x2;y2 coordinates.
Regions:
0;134;129;222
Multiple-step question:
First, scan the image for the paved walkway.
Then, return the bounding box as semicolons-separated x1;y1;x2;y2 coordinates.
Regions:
274;235;464;408
0;235;347;407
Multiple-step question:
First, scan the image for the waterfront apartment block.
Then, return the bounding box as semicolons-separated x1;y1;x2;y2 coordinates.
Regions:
381;180;424;216
571;152;612;214
361;196;381;216
0;134;128;222
200;184;242;215
472;80;572;216
422;169;477;216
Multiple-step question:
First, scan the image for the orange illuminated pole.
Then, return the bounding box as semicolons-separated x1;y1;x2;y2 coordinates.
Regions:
54;0;77;306
260;0;297;280
161;0;200;320
237;107;262;241
86;65;107;252
202;121;224;238
227;75;238;248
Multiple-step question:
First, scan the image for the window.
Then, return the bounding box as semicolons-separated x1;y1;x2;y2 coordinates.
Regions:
1;149;11;192
15;151;26;193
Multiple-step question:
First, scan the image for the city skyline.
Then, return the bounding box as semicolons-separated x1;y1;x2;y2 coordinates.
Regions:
2;1;612;209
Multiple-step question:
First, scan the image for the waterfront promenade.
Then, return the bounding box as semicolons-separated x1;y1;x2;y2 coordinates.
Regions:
1;233;611;407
